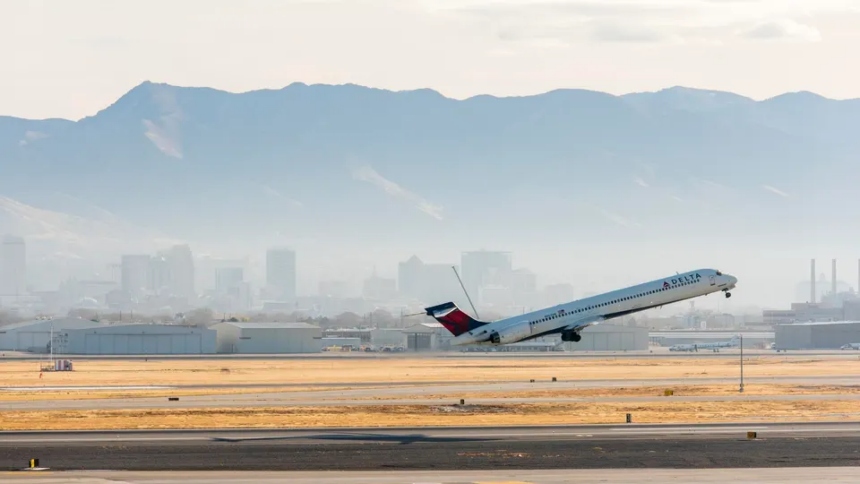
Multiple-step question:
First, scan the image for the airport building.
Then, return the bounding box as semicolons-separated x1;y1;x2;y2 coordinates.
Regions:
402;322;452;351
213;322;322;354
0;317;105;352
774;321;860;350
60;324;217;355
370;328;407;348
564;324;649;351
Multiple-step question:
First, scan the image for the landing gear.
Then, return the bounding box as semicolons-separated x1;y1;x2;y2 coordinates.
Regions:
561;330;581;342
725;292;732;299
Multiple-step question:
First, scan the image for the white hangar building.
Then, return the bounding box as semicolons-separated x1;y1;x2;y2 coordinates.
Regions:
402;322;452;351
61;324;217;355
213;322;322;354
0;317;105;352
563;324;649;351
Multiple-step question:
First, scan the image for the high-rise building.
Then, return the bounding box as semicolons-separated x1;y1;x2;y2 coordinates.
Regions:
398;255;424;299
215;267;244;294
121;254;151;299
266;248;296;301
397;255;459;304
0;235;26;296
542;283;575;306
461;250;512;303
362;272;397;301
167;245;195;300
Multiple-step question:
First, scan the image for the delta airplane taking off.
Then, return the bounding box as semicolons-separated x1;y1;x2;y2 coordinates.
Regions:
425;268;737;347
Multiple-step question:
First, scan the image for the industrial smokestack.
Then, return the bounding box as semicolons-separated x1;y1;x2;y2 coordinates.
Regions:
832;259;837;296
811;259;816;303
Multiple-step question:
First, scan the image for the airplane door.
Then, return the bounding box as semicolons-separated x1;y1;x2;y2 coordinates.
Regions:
709;275;716;286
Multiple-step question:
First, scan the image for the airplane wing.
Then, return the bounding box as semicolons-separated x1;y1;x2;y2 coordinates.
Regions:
561;315;603;333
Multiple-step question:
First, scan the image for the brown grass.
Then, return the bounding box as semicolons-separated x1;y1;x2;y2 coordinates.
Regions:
2;400;859;431
2;356;858;389
0;386;373;402
370;384;860;401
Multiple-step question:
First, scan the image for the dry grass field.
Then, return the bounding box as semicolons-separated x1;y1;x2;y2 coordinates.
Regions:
2;356;859;430
2;400;859;431
340;384;860;402
2;356;857;388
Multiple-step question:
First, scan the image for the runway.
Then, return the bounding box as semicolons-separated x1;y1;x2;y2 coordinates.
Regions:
3;468;860;483
2;422;860;472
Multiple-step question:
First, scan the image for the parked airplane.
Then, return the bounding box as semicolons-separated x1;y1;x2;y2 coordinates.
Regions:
425;268;737;347
696;335;740;352
670;335;740;353
669;343;698;352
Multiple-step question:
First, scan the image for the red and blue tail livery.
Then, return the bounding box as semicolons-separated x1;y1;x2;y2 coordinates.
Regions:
424;302;489;337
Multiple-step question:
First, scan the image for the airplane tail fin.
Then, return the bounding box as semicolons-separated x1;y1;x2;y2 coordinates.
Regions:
424;302;489;337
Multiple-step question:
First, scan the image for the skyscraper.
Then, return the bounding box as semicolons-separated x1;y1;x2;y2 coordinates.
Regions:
166;244;195;300
121;254;151;299
461;250;512;303
0;235;26;296
266;248;296;301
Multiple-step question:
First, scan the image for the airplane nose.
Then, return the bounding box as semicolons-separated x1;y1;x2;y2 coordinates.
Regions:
729;275;738;285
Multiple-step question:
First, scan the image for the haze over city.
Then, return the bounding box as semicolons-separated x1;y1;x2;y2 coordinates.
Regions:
2;0;860;323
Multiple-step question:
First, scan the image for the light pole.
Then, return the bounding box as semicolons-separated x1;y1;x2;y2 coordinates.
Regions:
739;334;744;393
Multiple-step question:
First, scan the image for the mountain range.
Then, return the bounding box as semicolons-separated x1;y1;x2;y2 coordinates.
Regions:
2;81;859;288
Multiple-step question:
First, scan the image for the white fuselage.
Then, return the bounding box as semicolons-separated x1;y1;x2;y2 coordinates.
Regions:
452;268;737;346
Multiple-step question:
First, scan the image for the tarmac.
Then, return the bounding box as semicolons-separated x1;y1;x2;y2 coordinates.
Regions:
2;422;860;473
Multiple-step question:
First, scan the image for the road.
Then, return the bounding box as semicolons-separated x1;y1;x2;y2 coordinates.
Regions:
2;422;860;472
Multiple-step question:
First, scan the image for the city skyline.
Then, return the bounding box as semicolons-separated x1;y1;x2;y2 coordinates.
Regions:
4;231;860;322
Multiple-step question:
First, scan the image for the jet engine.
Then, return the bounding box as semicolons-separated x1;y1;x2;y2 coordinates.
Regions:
561;330;582;342
489;324;532;345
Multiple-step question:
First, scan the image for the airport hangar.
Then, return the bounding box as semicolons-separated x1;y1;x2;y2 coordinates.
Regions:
212;322;322;354
0;317;105;352
15;321;323;355
774;320;860;349
58;323;218;355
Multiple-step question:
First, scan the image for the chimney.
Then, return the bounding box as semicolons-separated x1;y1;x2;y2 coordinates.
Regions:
832;259;837;296
810;259;816;303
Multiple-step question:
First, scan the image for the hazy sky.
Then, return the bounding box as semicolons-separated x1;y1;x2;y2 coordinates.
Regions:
2;0;859;120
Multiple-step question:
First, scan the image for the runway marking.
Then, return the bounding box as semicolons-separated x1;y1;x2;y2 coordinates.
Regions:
610;426;769;432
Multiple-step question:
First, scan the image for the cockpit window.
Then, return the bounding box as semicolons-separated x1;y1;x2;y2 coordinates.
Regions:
716;271;722;276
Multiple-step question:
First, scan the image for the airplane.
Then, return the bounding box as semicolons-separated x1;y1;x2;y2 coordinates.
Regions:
669;343;698;352
695;335;740;352
670;335;740;353
425;268;737;347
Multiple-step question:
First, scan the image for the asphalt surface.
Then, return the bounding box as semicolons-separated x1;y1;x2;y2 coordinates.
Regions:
4;377;860;411
3;468;860;483
2;422;860;471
